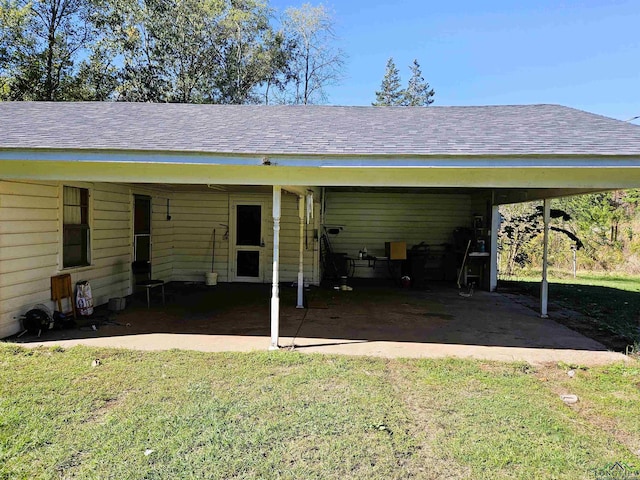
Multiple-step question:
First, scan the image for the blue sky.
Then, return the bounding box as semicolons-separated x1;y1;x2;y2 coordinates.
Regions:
271;0;639;122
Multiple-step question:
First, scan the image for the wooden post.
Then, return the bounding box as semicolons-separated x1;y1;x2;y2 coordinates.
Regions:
540;198;550;318
297;195;305;308
270;186;282;350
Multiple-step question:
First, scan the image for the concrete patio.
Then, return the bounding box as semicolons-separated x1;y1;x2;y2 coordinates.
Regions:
11;282;628;366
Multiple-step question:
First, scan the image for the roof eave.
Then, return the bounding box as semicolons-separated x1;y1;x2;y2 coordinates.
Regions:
1;147;640;168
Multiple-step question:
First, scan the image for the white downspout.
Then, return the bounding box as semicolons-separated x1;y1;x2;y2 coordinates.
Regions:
297;195;305;308
490;204;500;292
269;186;282;350
540;198;550;318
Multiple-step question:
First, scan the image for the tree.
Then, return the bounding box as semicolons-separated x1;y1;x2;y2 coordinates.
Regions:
157;0;224;103
372;57;403;106
282;3;345;104
214;0;283;104
552;191;640;269
91;0;178;102
70;45;119;101
1;0;93;100
91;0;287;104
499;203;581;276
0;0;30;97
261;28;294;104
0;1;28;64
402;59;434;106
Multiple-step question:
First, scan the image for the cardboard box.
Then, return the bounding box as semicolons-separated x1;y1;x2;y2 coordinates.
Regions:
385;241;407;260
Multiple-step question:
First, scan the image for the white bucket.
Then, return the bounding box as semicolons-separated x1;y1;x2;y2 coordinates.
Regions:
108;297;126;311
205;272;218;286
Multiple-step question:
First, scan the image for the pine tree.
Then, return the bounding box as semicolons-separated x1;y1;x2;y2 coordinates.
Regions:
402;59;435;106
372;57;403;106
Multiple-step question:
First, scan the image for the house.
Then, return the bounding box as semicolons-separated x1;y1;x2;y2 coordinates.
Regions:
1;102;639;348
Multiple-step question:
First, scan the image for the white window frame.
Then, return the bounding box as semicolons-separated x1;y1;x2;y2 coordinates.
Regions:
59;183;94;272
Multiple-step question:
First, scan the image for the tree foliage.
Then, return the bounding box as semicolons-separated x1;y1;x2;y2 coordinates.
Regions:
372;57;402;106
499;203;580;276
281;3;344;104
552;190;640;270
373;57;435;106
402;59;434;106
499;190;640;276
0;0;343;104
1;0;93;100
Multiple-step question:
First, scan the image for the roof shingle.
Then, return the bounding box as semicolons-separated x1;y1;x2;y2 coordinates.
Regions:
0;102;639;157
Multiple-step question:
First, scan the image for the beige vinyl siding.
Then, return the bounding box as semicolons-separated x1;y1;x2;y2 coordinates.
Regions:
151;195;173;281
0;180;59;337
83;183;131;306
324;191;472;277
171;192;230;282
0;181;133;338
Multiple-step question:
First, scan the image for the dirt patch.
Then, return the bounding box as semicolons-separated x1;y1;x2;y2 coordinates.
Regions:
57;450;89;477
85;394;128;425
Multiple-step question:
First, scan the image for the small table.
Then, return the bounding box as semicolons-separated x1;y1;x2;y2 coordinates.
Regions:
345;256;403;280
346;256;385;276
465;251;490;288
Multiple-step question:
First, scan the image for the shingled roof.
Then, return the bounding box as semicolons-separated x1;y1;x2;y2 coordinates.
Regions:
1;102;639;157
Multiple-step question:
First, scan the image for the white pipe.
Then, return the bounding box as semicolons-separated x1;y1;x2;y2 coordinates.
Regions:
490;204;500;292
540;198;550;318
269;185;282;350
297;195;305;308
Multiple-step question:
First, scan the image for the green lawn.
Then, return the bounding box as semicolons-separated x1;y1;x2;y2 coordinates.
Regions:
503;270;640;293
1;345;639;479
499;271;640;350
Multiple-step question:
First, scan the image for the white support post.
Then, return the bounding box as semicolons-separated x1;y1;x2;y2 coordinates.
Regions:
489;204;500;292
296;195;305;308
540;198;550;318
269;186;282;350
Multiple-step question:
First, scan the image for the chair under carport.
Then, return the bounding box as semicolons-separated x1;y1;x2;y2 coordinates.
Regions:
132;261;165;308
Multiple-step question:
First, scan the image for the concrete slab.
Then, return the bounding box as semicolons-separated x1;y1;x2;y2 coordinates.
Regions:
11;282;629;366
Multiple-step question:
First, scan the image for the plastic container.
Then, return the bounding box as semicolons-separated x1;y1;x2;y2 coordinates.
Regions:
108;297;126;311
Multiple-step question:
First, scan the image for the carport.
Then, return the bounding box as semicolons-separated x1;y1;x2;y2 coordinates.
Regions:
1;102;639;352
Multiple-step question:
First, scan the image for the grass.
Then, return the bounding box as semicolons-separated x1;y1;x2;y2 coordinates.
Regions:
1;345;639;479
499;271;640;350
503;270;640;293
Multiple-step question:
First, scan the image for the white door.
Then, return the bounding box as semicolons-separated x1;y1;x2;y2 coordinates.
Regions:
229;200;265;282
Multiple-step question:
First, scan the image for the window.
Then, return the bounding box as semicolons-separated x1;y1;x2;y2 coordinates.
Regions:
134;195;151;262
63;186;90;268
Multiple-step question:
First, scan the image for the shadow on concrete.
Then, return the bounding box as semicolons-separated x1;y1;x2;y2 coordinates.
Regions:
11;280;611;352
499;280;640;351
